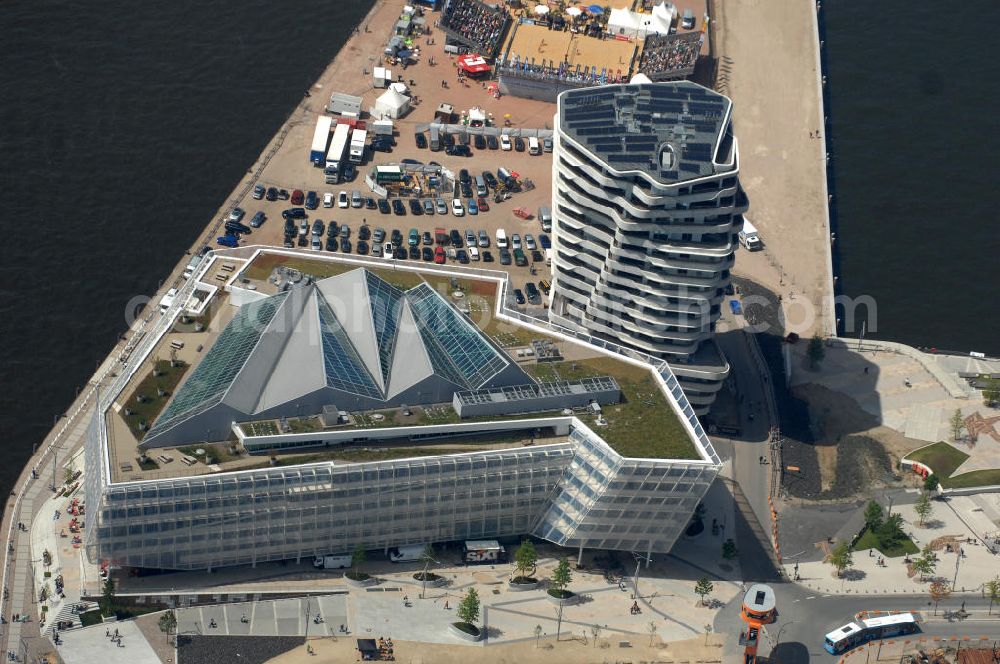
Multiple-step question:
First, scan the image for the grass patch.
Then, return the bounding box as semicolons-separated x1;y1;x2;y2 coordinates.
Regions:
288;417;321;433
120;360;189;440
79;609;104;627
243;420;279;436
852;527;919;557
525;358;696;459
941;469;1000;489
904;442;969;479
178;443;240;465
241;253;425;291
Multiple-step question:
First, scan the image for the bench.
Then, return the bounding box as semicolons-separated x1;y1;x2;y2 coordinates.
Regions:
156;455;174;464
181;455;198;466
220;263;236;272
170;340;185;350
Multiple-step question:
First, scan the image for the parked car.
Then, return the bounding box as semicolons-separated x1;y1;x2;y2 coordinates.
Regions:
278;189;290;201
511;233;522;249
514;248;528;266
409;199;423;215
499;248;512;265
525;282;541;304
366;197;377;210
297;233;308;247
456;249;469;264
467;198;478;215
326;221;338;237
474;134;487;150
415;133;428;149
436;198;448;215
341;238;352;253
372;227;386;244
434;246;446;264
460;182;473;198
483;171;498;189
342;164;357;181
299;220;309;236
408;228;420;246
478;230;490;247
358;225;371;240
252;184;265;200
514;137;525;152
216;235;239;247
326;235;338;252
486;135;499;150
323;192;334;208
525;234;537;250
543;136;553;153
282;207;307;219
422;246;434;261
513;289;525;305
378;199;391;214
531;249;543;263
539;233;551;249
391;229;403;245
312;220;324;236
422;231;432;245
340;224;350;238
338;191;349;208
422;199;435;215
465;229;476;247
351;191;363;208
451;199;464;217
482;250;494;262
311;236;322;251
445;144;472;157
476;197;489;212
228;207;246;223
408;246;420;260
250;211;266;228
305;191;319;210
265;186;279;201
357;239;370;255
500;135;512;151
449;229;463;246
392;199;406;215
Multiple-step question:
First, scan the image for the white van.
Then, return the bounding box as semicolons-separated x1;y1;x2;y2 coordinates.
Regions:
496;228;508;249
388;544;428;563
469;246;480;261
528;136;541;155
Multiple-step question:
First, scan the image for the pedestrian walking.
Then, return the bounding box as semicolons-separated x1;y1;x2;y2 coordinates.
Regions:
106;628;110;637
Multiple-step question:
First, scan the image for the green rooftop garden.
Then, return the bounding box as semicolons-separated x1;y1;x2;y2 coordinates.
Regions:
241;254;425;291
120;360;189;440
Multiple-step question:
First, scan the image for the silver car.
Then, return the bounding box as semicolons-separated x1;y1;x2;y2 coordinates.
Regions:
478;229;489;248
436;198;448;215
351;190;363;208
465;229;476;247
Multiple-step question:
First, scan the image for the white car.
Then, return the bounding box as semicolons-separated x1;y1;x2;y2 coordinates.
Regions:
524;234;537;250
500;135;512;151
451;198;465;217
338;191;349;208
323;192;334;208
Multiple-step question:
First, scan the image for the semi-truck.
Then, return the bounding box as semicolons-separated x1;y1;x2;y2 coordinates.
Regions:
738;218;763;251
349;128;367;164
463;540;506;564
324;123;352;183
313;554;351;570
309;115;334;166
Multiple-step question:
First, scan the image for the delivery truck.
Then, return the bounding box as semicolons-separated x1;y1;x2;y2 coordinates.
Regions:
313;554;352;570
738;218;763;251
388;544;428;563
349;128;368;164
309;115;334;166
463;540;506;564
324;123;352;183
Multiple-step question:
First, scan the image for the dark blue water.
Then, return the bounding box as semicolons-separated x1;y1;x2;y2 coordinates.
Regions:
823;1;1000;355
0;0;373;496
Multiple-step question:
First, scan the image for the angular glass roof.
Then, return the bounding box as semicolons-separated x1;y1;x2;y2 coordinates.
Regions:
365;271;404;385
317;295;383;399
407;283;510;389
147;293;287;437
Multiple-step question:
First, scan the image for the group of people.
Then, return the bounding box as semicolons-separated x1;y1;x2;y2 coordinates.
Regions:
441;0;510;56
104;627;125;648
637;33;702;77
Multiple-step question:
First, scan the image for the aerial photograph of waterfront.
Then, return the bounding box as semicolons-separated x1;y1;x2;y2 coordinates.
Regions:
1;0;998;662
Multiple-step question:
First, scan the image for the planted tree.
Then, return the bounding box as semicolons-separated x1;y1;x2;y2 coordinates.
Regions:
721;538;738;560
982;380;1000;407
923;474;940;492
100;576;117;616
875;513;906;551
417;544;438;598
929;580;951;615
912;544;937;582
827;541;853;578
549;557;574;599
694;577;714;606
348;543;369;581
158;610;177;637
647;620;658;647
807;335;826;370
513;539;538;583
986;577;1000;615
863;500;884;531
455;588;481;635
950;408;965;441
590;624;601;648
914;492;934;526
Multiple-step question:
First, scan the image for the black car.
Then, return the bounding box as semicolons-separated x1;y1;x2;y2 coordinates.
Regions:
393;246;407;260
442;133;455;147
305;191;319;210
447;144;472;157
514;137;525;152
265;186;279;201
482;250;494;262
499;248;512;265
342;164;357;182
284;219;296;236
371;140;392;153
391;229;403;245
408;199;423;215
341;238;352;253
366;197;377;210
378;199;390;214
357;240;370;255
415;133;428;149
311;219;324;236
456;249;469;264
326;236;338;251
513;288;526;305
474;134;487;150
278;188;290;200
422;231;432;245
449;229;462;246
392;199;406;215
422;247;434;261
282;207;307;219
408;246;420;260
297;233;308;247
459;169;471;185
486;135;499;150
525;282;541;304
483;172;498;189
358;225;371;241
514;248;528;267
460;182;473;198
531;250;543;263
326;221;337;237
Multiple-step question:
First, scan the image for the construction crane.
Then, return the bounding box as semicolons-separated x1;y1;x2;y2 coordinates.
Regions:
739;583;777;664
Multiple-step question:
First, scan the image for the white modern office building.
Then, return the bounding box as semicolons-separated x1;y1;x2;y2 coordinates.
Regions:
548;81;748;413
82;252;722;572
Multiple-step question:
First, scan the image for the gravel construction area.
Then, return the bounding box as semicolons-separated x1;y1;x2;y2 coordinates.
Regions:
178;635;301;664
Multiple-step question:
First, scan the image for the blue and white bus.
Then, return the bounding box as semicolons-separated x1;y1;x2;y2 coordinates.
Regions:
824;613;918;654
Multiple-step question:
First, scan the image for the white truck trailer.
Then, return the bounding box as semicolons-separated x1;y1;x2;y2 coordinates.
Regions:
309;115;333;166
324;123;352;183
349;128;368;164
738;218;763;251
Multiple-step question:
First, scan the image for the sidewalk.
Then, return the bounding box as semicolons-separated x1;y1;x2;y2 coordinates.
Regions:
784;496;1000;595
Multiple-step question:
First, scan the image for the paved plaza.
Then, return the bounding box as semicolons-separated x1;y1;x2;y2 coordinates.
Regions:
176;595;347;638
57;621;160;664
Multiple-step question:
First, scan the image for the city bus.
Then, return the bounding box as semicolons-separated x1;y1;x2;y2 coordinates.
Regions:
824;613;918;654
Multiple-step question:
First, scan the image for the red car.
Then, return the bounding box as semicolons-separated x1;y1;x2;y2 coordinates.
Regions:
477;197;490;212
434;246;446;264
291;189;304;205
